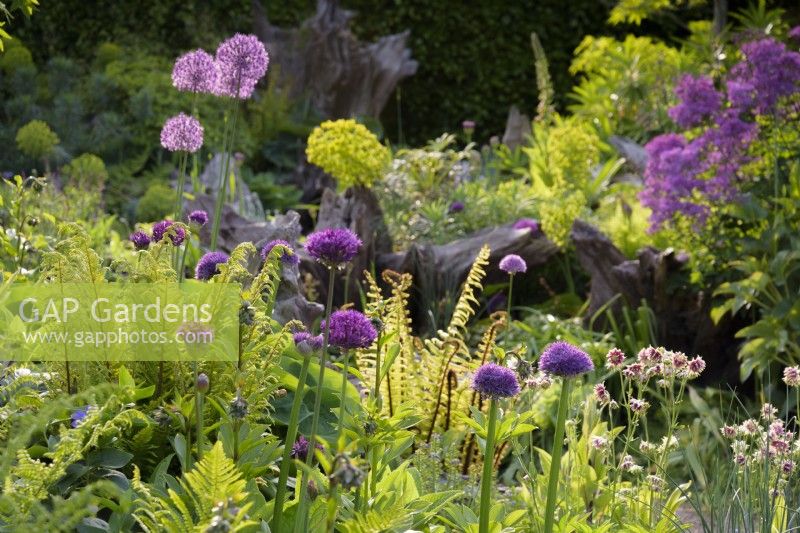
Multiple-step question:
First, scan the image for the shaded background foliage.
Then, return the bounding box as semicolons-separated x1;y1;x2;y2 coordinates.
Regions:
11;0;800;144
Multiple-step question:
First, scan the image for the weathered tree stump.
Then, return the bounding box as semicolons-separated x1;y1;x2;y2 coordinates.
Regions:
252;0;418;119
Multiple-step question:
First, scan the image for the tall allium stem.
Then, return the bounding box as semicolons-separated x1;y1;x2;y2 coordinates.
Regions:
478;399;499;533
506;274;514;319
194;364;204;459
210;99;241;250
373;333;384;409
294;267;336;533
544;378;572;533
175;152;188;221
335;349;351;449
272;350;313;533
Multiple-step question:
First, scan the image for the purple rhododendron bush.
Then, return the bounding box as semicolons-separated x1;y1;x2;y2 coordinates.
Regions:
2;1;800;532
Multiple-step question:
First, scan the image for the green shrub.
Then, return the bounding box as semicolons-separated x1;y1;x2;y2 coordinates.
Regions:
15;119;59;161
0;42;34;73
62;153;108;189
135;182;174;222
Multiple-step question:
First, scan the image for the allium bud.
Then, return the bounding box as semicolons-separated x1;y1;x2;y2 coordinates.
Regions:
196;373;210;393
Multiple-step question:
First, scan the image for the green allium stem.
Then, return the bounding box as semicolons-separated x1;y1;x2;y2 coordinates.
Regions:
210;99;241;250
544;378;572;533
294;267;336;533
271;350;313;533
335;349;351;450
194;364;204;459
506;274;514;320
175;151;188;221
478;399;499;533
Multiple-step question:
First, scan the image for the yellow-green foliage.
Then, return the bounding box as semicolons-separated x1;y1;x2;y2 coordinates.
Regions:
131;441;256;532
569;35;687;138
597;195;654;258
357;245;494;438
525;115;603;193
540;190;588;249
63;154;108;189
306;119;390;189
15;120;59;161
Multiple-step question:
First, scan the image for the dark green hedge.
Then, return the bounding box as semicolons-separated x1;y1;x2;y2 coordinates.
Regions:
16;0;616;144
268;0;617;144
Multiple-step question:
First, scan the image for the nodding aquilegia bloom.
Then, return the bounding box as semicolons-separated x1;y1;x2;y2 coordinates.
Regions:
172;49;217;94
129;231;151;251
152;220;186;246
472;363;521;399
261;239;299;266
305;227;362;268
195;251;229;280
214;33;269;99
499;254;527;275
322;310;377;351
160;113;204;153
539;341;594;377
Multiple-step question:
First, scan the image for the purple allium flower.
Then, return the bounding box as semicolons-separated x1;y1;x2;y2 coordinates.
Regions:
322;310;377;350
187;210;209;226
71;406;89;428
790;26;800;42
668;75;722;128
291;435;323;460
512;218;540;233
160;113;204;153
129;230;151;251
305;228;362;267
499;254;527;274
214;34;269;99
472;363;520;398
152;220;186;246
195;251;229;280
448;200;465;214
539;341;594;377
462;120;476;131
293;331;324;354
261;239;299;266
171;49;217;93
